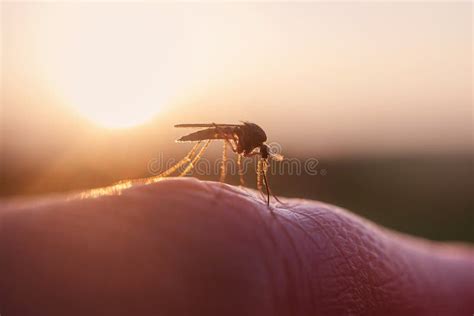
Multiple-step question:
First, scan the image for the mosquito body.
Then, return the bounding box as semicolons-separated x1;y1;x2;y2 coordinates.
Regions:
176;122;274;157
158;122;283;206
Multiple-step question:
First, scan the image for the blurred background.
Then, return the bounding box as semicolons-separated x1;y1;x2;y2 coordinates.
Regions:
1;3;472;242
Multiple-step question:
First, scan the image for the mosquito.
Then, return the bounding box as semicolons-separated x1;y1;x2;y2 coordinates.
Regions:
157;122;284;205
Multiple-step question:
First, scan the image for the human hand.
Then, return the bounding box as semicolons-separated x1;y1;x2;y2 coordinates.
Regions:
1;178;473;315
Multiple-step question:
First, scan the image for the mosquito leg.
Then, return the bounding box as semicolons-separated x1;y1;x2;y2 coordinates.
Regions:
255;159;267;201
213;123;238;153
212;124;228;183
227;138;238;153
260;159;270;205
262;159;284;205
179;140;211;177
256;159;263;192
223;138;244;185
219;141;227;182
237;154;245;186
161;142;201;176
262;168;271;206
144;142;202;184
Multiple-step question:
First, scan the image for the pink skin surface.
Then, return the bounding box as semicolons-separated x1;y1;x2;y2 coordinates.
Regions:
1;178;473;316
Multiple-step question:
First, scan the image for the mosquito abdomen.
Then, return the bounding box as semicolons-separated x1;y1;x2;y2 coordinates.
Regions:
176;128;229;142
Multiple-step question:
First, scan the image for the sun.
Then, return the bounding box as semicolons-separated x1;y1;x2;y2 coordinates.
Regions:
69;102;160;129
47;43;174;129
30;6;243;129
63;83;167;129
50;43;176;129
58;75;168;128
37;8;191;129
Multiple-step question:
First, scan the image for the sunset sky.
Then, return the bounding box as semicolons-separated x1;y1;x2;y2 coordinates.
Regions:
2;2;472;157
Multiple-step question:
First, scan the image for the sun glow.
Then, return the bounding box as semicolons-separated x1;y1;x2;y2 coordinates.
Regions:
35;6;199;129
69;103;161;129
61;68;171;128
7;3;470;147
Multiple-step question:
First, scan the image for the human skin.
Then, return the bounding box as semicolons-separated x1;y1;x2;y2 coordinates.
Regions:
0;178;473;316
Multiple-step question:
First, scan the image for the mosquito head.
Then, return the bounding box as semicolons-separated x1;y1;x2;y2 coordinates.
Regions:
260;143;284;162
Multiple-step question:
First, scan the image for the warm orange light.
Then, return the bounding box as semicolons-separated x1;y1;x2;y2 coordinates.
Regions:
44;25;173;129
38;7;194;129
